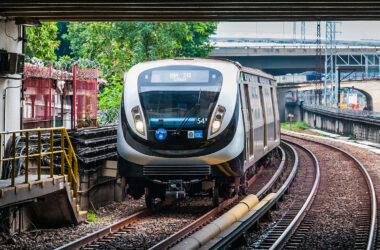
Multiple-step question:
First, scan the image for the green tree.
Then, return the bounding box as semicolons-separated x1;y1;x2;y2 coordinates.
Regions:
25;22;60;61
56;22;72;58
63;21;218;123
179;22;218;57
65;22;133;79
65;22;217;78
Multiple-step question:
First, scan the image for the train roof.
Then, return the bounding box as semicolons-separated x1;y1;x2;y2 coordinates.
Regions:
133;57;275;81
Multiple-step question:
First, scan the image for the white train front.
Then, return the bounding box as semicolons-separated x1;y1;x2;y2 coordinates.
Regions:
117;58;280;207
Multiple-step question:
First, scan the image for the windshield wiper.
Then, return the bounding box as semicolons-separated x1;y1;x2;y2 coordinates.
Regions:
174;90;202;135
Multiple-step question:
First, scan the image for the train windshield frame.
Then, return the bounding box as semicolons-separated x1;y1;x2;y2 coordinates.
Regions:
137;66;223;124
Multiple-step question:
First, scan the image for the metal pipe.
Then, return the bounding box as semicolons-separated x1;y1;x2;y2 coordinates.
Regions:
25;131;28;183
61;129;64;175
11;133;16;186
37;131;41;180
50;130;53;177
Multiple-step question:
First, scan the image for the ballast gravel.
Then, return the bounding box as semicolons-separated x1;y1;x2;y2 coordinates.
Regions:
0;198;146;249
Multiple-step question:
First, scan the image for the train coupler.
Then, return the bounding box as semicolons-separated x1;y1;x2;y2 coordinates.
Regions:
165;180;186;199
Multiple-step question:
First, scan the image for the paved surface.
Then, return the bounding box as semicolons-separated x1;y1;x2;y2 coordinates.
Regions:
0;174;51;189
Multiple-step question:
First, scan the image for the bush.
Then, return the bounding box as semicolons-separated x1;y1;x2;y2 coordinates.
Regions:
86;210;99;222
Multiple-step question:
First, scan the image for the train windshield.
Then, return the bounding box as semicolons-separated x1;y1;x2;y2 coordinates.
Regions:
138;66;223;126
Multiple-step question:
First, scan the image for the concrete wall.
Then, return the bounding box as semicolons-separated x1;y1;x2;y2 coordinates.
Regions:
302;108;380;143
0;20;23;177
0;20;23;132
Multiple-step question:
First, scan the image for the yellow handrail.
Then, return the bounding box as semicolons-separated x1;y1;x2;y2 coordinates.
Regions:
0;127;79;198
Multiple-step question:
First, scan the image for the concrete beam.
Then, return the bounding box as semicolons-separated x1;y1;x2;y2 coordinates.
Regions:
2;2;380;21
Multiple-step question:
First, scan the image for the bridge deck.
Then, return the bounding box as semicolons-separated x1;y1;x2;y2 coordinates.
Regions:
0;174;69;209
0;174;51;190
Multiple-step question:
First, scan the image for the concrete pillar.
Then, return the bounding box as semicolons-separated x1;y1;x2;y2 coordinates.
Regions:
277;90;287;122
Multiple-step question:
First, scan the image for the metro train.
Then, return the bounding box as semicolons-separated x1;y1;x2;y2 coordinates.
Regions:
117;58;280;207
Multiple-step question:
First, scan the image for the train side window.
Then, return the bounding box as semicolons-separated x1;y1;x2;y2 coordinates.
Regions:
253;86;261;120
259;86;267;147
264;87;273;118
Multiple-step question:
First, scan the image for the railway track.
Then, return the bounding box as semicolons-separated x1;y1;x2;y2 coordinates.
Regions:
276;134;376;250
57;146;288;250
199;141;301;249
58;135;376;249
194;135;376;250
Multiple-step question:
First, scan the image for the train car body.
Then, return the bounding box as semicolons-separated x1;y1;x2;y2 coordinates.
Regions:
117;58;280;206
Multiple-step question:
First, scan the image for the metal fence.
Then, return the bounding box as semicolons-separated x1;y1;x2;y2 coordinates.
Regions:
276;70;380;84
0;127;79;197
303;103;380;120
23;59;98;130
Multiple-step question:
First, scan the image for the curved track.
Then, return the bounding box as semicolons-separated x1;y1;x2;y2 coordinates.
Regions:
280;134;376;250
206;141;302;249
252;139;320;249
57;146;287;250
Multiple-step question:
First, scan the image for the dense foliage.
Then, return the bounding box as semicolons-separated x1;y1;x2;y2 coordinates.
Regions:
25;22;60;61
25;21;218;124
65;22;217;79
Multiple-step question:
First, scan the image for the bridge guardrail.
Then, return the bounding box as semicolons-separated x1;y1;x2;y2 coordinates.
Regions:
303;104;380;120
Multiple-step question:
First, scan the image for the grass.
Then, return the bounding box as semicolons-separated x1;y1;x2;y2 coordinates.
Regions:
86;210;99;222
281;121;310;131
280;121;322;136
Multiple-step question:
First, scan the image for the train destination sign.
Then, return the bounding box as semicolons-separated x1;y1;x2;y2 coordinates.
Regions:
151;70;210;83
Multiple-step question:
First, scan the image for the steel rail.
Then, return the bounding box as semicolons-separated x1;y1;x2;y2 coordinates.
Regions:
256;146;286;199
149;196;237;250
283;133;377;250
150;146;286;249
56;209;149;250
209;142;299;249
268;139;321;249
57;145;288;250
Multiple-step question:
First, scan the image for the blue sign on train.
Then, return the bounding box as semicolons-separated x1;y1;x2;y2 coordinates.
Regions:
155;128;167;141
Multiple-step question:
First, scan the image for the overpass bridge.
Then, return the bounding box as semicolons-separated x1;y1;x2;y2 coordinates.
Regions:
210;37;380;75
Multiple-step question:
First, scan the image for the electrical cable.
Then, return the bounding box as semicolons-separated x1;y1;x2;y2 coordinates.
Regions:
2;21;18;42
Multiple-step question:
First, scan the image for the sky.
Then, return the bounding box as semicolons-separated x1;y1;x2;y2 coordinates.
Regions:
215;21;380;41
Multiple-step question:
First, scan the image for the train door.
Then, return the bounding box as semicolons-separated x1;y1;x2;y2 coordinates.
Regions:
239;82;252;161
264;87;274;143
259;86;268;148
246;85;254;159
271;87;280;141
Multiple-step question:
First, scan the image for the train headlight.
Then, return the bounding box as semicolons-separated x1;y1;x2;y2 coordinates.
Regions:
212;120;221;130
211;105;226;135
131;106;145;135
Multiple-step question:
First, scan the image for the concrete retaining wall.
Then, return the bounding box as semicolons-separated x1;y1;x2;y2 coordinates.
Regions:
302;108;380;143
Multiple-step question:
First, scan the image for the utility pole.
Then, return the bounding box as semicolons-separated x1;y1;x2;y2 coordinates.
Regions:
315;21;322;104
324;21;336;106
